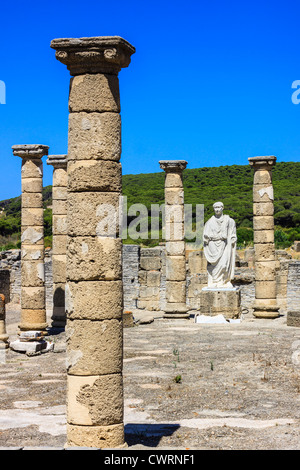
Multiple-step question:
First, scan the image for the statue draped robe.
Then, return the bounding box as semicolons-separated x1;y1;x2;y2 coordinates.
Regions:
203;214;237;288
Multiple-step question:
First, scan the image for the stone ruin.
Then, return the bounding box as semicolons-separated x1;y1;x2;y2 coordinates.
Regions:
0;35;299;449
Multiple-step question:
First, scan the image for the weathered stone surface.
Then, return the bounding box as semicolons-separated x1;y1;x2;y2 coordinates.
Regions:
66;319;122;375
287;311;300;327
52;215;68;236
165;172;184;188
22;193;43;208
166;241;185;256
21;208;44;227
19;309;47;331
21;178;43;193
52;255;66;283
200;288;241;319
21;159;43;179
139;256;161;271
68;112;121;161
68;160;122;192
254;244;275;261
255;280;277;299
52;235;67;255
165;188;184;206
53;167;68;187
166;256;186;281
67;192;120;237
21;287;45;309
52;199;67;216
253;216;274;231
255;260;276;281
253;169;273;186
253;184;274;203
21;260;44;287
253;202;274;216
21;245;44;261
66;423;124;449
165;222;184;242
165;281;186;303
69;74;120;113
21;227;44;245
66;280;123;320
67;374;123;425
67;236;122;281
187;250;207;274
146;271;161;287
52;187;68;201
139;286;160;300
253;230;274;244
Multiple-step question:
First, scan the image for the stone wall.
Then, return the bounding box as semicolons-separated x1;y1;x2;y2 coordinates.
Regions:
1;246;298;317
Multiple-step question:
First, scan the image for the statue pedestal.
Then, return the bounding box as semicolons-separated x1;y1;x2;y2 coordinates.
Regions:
200;287;241;319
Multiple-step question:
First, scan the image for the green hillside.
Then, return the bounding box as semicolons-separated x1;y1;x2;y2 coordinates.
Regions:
0;162;299;250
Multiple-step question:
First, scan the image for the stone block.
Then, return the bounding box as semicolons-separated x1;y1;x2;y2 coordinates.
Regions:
21;287;45;309
139;286;160;300
52;215;68;235
166;281;186;303
294;241;300;252
66;423;124;449
165;188;184;205
187;251;207;274
22;193;43;208
166;241;185;256
146;271;161;287
10;338;51;353
52;255;66;283
255;260;276;281
52;235;67;256
200;288;241;319
165;172;183;188
68;112;121;161
139;256;161;271
254;230;274;244
67;236;122;281
138;270;147;285
140;248;162;257
52;199;67;215
52;187;67;201
21;245;44;261
165;205;184;224
53;168;68;187
19;309;47;331
66;280;122;321
21;178;43;193
253;184;274;203
21;226;43;245
67;192;120;237
67;373;123;425
166;256;186;281
21;208;44;227
136;299;160;311
253;169;272;186
69;74;120;113
21;159;43;179
253;202;274;217
253;298;279;318
253;216;274;231
66;319;122;376
21;260;44;287
254;243;275;261
68;160;122;193
165;222;184;242
255;280;276;299
287;311;300;327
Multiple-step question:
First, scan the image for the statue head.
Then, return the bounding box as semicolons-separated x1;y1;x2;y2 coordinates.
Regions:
213;201;224;218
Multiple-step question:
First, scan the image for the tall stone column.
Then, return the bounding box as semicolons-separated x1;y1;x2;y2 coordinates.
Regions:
47;155;68;328
248;155;279;318
159;160;189;319
12;144;49;332
51;36;135;448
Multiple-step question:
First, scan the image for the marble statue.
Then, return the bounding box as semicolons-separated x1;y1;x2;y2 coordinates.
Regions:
203;202;237;288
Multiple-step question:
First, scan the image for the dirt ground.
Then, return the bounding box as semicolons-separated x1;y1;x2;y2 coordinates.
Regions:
0;303;300;450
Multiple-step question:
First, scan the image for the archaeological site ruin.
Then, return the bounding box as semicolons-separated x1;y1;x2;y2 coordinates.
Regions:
0;35;300;451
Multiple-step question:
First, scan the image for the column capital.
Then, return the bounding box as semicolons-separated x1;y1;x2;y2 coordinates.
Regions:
47;154;68;169
159;160;188;173
12;144;49;160
248;155;277;170
50;36;136;76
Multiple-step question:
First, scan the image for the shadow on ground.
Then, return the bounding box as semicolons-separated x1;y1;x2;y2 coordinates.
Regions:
125;423;180;447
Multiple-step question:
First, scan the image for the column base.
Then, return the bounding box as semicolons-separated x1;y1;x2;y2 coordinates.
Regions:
66;423;125;449
252;299;279;319
18;322;48;333
163;304;190;319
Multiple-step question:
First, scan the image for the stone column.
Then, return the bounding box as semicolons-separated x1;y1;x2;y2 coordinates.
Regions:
0;294;9;349
12;144;49;332
51;36;135;448
248;155;279;318
47;155;68;328
159;160;189;318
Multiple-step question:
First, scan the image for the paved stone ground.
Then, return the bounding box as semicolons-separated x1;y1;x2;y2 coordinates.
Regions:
0;304;300;450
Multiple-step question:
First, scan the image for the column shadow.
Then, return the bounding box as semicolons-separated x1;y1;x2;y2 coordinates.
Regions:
125;423;180;447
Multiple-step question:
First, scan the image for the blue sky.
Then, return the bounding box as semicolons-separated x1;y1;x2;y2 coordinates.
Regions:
0;0;300;200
